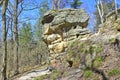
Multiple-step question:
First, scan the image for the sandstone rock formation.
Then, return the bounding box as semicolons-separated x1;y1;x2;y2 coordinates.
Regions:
42;9;91;65
11;7;120;80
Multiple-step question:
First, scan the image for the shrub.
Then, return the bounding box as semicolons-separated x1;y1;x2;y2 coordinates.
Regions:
94;57;104;67
34;74;48;80
70;41;76;47
96;57;104;62
108;69;120;76
109;38;116;43
50;70;60;80
89;45;95;53
84;70;93;78
95;44;103;53
34;77;39;80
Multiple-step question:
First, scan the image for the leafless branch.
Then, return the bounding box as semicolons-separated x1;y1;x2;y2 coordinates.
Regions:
18;0;24;17
7;8;13;15
8;1;14;8
22;1;40;11
23;6;39;11
106;8;120;18
6;14;13;20
18;18;37;24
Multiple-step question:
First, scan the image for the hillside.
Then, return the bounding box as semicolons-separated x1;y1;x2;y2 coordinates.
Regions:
32;9;120;80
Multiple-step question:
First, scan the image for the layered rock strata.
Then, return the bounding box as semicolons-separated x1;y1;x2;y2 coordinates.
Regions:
42;9;91;65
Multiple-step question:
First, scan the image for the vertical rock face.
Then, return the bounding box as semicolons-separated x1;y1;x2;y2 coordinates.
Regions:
42;9;91;64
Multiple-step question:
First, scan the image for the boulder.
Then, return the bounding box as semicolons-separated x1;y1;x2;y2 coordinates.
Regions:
54;41;66;53
43;24;53;35
47;34;62;44
48;41;67;54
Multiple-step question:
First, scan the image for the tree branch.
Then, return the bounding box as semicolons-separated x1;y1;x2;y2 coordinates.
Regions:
0;0;4;6
7;8;13;16
18;0;24;17
23;6;39;11
8;1;14;8
106;8;120;18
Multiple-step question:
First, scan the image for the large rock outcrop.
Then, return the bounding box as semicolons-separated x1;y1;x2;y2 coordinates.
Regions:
32;9;120;80
42;9;91;64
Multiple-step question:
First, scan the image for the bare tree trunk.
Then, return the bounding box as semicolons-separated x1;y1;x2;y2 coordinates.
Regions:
57;0;61;9
10;19;13;43
52;0;55;9
13;0;19;75
1;0;9;80
52;0;61;9
96;0;104;24
114;0;118;19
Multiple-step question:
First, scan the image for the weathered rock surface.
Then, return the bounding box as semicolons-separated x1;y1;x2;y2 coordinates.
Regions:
42;9;89;28
15;68;51;80
42;9;91;63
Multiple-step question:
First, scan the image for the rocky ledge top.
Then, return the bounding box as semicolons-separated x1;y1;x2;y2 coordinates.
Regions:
42;8;89;29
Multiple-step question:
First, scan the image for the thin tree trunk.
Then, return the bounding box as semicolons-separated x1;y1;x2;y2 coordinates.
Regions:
10;19;13;42
13;0;19;75
52;0;55;9
96;0;104;24
114;0;118;19
52;0;61;9
1;0;9;80
57;0;61;9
